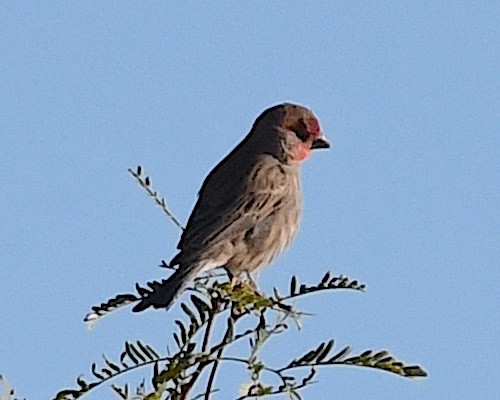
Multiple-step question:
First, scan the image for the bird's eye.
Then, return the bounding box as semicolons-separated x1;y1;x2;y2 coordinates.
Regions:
294;119;309;142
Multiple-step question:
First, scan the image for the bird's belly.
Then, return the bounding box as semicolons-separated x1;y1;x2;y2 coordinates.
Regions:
226;204;301;275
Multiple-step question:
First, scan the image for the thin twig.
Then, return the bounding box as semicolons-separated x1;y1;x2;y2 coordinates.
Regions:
128;166;185;230
204;312;237;399
201;299;219;352
179;298;221;400
234;378;316;400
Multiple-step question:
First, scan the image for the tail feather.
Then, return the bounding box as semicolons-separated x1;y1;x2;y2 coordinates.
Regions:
132;263;202;312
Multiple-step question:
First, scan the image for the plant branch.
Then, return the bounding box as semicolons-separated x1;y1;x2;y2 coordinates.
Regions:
177;297;221;400
204;310;238;399
128;166;185;230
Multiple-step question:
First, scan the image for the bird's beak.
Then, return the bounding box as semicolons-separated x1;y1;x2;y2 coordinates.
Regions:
311;135;330;150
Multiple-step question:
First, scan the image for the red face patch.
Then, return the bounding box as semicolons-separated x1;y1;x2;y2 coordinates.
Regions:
308;117;321;137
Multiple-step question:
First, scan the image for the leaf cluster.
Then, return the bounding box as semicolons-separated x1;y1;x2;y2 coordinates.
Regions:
56;273;426;399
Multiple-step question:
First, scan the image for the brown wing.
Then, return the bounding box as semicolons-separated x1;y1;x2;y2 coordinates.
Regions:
176;153;290;260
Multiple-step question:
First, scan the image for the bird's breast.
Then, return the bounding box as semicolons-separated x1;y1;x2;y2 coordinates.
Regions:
227;174;302;275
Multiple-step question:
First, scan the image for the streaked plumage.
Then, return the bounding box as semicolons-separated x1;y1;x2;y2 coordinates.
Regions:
133;103;329;312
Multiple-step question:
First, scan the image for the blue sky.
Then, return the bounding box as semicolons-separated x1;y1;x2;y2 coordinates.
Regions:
1;2;498;399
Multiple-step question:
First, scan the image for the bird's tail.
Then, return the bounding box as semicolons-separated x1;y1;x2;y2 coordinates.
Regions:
132;262;203;312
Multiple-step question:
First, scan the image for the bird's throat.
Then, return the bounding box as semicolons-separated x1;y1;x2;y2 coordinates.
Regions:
294;143;311;161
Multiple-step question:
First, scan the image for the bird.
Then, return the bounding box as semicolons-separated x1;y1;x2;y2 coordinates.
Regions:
133;103;330;312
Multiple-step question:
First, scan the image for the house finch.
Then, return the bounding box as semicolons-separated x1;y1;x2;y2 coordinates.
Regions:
133;103;329;312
